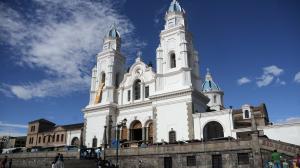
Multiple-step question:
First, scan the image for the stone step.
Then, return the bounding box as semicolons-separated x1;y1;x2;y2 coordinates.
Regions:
64;159;97;168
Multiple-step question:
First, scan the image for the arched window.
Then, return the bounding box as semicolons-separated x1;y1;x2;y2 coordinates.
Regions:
95;72;106;104
130;120;142;141
170;53;176;68
92;136;97;148
71;137;80;147
101;73;106;84
244;110;250;119
169;128;176;143
203;121;224;140
115;73;119;88
134;79;141;100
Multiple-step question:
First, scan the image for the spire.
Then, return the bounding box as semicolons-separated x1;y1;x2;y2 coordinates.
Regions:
205;68;213;81
202;68;220;92
168;0;183;13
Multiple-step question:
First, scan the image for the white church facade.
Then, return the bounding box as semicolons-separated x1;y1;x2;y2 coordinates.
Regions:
82;0;300;148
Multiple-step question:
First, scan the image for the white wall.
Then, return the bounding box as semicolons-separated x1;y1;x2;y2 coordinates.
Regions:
84;110;108;148
66;130;81;146
263;123;300;146
155;95;191;142
193;109;236;140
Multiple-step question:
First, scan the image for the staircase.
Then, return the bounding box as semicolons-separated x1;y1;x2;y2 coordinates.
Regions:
64;159;97;168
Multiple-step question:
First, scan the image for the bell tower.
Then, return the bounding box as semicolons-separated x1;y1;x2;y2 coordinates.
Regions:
89;25;125;105
156;0;202;92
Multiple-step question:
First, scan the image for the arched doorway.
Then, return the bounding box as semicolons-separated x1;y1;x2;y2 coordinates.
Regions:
130;120;142;141
71;137;80;147
203;121;224;140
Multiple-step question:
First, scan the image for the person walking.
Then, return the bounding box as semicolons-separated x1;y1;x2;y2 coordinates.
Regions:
53;153;64;168
8;159;11;168
271;150;282;168
1;156;8;168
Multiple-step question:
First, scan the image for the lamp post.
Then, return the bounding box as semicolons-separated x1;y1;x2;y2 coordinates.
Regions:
116;118;127;168
103;125;107;161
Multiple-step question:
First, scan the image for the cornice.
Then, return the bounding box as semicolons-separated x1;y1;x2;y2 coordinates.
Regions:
150;88;192;101
82;103;118;113
118;100;152;110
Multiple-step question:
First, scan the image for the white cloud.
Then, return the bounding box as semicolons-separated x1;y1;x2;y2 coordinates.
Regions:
237;77;251;85
294;72;300;83
275;117;300;124
275;78;286;85
0;0;145;100
0;128;26;137
0;121;27;136
256;65;285;87
263;65;284;76
0;121;27;128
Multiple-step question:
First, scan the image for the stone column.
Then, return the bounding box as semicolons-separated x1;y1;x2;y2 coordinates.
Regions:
141;83;145;101
251;132;263;168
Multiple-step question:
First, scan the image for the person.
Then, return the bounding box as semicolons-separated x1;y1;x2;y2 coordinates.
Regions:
1;156;8;168
271;150;282;168
268;161;274;168
138;160;143;168
297;154;300;167
54;153;64;168
282;159;288;168
51;161;56;168
8;159;11;168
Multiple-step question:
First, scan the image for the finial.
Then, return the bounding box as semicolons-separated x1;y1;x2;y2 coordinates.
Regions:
136;51;142;62
206;68;210;75
137;51;142;58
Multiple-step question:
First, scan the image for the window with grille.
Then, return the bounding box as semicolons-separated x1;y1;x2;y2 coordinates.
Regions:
244;110;250;119
145;86;149;98
212;154;222;168
127;90;131;101
170;53;176;68
164;157;172;168
61;134;64;142
187;156;196;166
238;153;249;165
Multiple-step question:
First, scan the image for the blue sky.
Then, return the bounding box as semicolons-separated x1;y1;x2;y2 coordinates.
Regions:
0;0;299;136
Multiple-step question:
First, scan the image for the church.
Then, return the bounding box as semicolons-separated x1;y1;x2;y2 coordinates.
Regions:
82;0;300;149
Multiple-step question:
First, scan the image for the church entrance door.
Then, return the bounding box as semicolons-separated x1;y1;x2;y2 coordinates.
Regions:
130;120;142;141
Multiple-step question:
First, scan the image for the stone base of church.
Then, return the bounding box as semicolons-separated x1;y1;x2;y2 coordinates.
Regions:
104;135;300;168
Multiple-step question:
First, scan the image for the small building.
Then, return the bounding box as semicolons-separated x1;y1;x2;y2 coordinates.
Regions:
0;136;26;149
26;119;83;149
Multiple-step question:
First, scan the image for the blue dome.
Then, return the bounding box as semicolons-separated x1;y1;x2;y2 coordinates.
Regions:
168;0;183;12
202;69;221;92
108;26;120;38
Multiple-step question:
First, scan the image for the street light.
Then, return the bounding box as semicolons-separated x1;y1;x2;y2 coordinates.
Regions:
103;125;107;161
116;118;127;168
